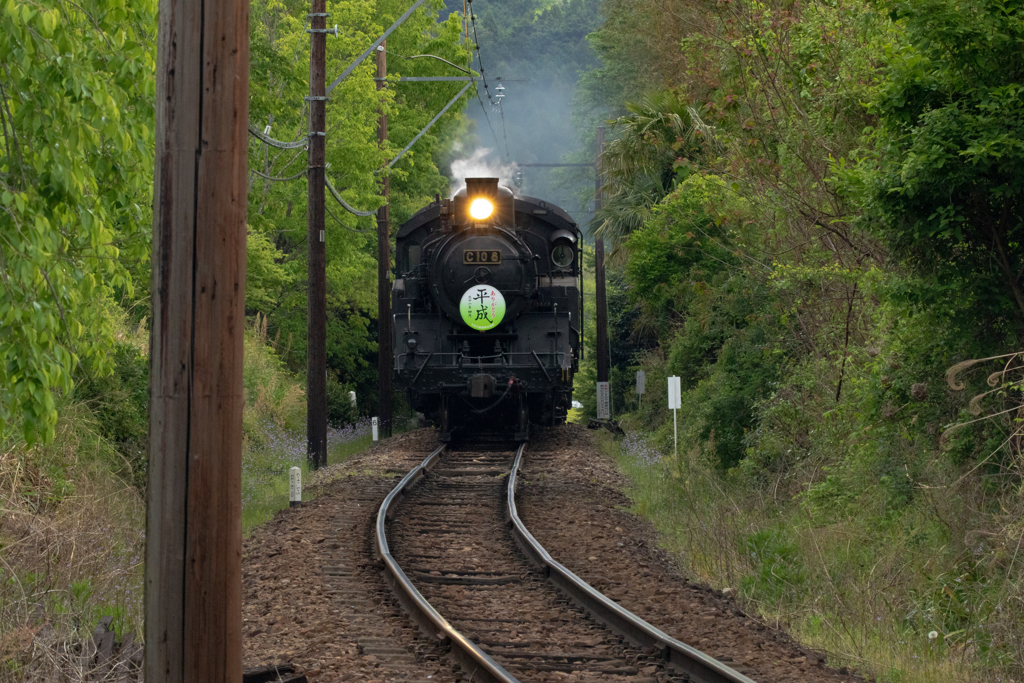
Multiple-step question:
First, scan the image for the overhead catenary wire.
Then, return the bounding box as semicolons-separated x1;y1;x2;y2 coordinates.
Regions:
466;0;511;162
246;122;378;217
248;123;309;149
474;89;503;157
384;49;472;74
325;174;378;217
247;5;475;217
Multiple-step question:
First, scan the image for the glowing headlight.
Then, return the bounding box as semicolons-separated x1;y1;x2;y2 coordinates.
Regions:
469;197;494;220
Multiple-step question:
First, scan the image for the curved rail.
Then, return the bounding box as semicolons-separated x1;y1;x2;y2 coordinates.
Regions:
506;444;758;683
375;444;519;683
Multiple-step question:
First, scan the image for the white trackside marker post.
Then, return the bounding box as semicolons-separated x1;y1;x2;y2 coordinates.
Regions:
289;466;302;507
349;390;357;407
636;370;645;410
372;416;379;443
668;376;681;462
596;381;610;420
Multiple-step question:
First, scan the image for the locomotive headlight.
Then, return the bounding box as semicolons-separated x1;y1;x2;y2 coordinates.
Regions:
469;197;494;221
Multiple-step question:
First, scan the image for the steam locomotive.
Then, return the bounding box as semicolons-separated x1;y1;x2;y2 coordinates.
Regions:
392;177;582;441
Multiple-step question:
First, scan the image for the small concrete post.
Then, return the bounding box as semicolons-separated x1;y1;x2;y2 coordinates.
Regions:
289;466;301;507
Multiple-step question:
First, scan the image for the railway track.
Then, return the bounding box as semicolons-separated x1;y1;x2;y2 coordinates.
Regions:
375;440;756;683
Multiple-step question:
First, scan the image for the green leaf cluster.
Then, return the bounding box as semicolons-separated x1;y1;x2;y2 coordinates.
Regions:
0;0;155;444
857;0;1024;331
245;0;471;412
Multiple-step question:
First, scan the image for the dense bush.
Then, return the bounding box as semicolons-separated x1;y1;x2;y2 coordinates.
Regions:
73;342;149;490
576;0;1024;677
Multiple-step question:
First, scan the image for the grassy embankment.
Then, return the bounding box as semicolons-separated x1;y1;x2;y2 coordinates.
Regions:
0;313;370;678
597;410;1022;683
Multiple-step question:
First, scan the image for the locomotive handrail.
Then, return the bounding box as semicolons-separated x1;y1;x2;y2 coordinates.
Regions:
397;351;570;366
376;444;520;683
530;351;552;381
411;352;434;384
506;445;758;683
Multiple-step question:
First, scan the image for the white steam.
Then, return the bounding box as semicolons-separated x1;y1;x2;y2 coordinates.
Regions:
449;148;516;195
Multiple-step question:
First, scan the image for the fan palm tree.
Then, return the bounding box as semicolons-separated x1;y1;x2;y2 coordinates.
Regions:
595;90;717;248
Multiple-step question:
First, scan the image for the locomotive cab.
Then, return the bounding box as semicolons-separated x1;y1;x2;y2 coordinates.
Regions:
393;177;582;442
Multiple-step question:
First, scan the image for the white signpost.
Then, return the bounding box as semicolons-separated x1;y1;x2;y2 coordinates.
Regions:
371;416;379;443
668;376;681;459
636;370;645;408
596;381;611;420
289;466;302;507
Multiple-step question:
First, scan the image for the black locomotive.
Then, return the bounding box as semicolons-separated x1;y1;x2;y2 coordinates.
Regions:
392;177;582;441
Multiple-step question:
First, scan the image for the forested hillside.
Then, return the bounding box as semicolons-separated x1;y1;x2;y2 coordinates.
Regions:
574;0;1024;679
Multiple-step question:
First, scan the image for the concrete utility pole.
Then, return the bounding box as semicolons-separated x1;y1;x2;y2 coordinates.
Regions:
307;0;328;469
377;42;393;438
146;0;248;678
595;126;609;387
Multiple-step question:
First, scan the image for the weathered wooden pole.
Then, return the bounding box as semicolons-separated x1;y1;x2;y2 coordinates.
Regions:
146;0;248;677
377;42;393;438
595;126;609;387
307;0;328;469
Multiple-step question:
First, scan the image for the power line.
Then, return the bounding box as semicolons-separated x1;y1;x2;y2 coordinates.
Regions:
248;123;309;149
474;89;502;157
466;0;511;162
325;174;378;217
495;81;511;162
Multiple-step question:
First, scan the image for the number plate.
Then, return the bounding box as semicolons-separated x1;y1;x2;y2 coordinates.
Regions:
463;250;501;265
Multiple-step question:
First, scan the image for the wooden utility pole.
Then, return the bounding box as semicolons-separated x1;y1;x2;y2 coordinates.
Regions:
146;0;248;678
377;42;393;438
595;126;609;386
307;0;328;469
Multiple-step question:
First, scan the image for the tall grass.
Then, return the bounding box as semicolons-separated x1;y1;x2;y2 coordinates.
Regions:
0;401;145;680
239;314;377;532
604;430;994;683
241;418;373;533
0;312;380;678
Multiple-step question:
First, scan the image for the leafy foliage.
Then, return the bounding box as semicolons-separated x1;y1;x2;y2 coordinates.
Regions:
246;0;471;411
595;91;717;246
578;0;1024;675
856;0;1024;331
0;0;155;444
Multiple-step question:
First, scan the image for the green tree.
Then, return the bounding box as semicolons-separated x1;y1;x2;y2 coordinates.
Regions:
0;0;155;444
596;90;716;246
859;0;1024;334
245;0;470;411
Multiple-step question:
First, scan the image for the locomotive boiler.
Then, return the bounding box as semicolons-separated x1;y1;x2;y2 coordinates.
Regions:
392;177;582;441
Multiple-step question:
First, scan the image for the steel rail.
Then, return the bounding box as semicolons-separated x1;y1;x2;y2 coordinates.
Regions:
506;444;759;683
374;444;520;683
